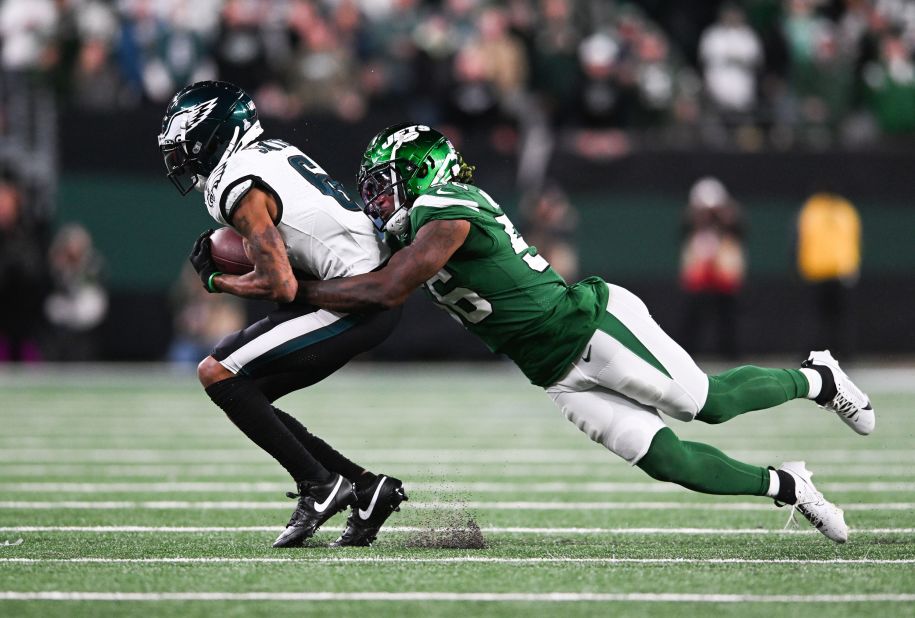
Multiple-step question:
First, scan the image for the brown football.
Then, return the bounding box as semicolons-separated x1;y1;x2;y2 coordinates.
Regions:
210;227;253;275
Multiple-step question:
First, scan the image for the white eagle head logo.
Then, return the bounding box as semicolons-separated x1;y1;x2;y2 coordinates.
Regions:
157;97;220;147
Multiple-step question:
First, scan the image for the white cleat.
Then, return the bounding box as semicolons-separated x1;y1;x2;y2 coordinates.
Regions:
802;350;874;435
776;461;848;543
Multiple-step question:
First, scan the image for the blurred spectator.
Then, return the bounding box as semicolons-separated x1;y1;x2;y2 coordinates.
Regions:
129;0;217;103
410;11;462;124
43;223;108;361
168;263;245;365
518;182;579;281
0;177;46;362
781;0;856;143
678;176;746;359
575;30;627;128
283;0;364;120
863;28;915;135
795;190;861;356
476;6;528;107
71;0;132;110
359;0;427;106
446;4;528;150
0;0;59;73
631;28;679;127
214;0;270;92
698;4;763;119
529;0;582;126
445;38;522;147
442;0;480;43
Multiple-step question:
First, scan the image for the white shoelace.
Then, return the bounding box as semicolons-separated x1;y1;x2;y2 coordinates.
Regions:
782;506;801;531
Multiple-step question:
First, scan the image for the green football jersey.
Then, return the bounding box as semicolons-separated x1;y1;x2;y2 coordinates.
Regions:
404;182;609;387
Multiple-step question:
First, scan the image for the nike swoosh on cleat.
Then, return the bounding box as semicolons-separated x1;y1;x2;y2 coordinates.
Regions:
582;345;592;363
313;476;343;513
358;478;388;520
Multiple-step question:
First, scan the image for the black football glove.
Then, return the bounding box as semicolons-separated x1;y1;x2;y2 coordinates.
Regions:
189;229;221;293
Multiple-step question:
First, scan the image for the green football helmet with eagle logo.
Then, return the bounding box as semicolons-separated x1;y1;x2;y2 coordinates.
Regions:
157;81;263;195
357;123;471;236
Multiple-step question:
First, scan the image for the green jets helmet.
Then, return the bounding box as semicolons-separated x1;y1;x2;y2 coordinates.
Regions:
157;81;263;195
357;124;465;235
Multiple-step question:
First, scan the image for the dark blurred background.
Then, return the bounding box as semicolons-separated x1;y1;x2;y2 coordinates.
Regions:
0;0;913;365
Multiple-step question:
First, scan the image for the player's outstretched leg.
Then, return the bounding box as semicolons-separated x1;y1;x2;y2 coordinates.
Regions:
637;428;848;543
697;365;808;424
564;285;871;434
697;354;874;435
801;350;874;435
330;475;409;547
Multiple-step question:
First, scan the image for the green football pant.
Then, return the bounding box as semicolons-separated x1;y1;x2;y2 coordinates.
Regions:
636;427;769;496
697;366;809;424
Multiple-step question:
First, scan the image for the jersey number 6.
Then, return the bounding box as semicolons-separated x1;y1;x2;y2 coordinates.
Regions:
287;155;361;212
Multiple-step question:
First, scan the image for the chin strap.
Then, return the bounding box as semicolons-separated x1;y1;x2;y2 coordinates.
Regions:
384;207;410;236
192;173;208;193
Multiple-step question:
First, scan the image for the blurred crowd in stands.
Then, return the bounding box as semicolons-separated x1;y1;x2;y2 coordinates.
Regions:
1;0;914;153
0;0;896;363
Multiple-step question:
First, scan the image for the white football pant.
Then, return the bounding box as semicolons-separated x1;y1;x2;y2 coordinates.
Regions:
547;284;710;464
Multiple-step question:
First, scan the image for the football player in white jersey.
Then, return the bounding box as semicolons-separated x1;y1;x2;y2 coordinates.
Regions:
157;81;406;548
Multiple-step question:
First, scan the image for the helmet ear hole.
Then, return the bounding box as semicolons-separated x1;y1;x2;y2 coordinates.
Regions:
416;156;437;179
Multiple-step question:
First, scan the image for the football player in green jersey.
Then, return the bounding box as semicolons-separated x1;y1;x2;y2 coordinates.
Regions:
296;123;876;543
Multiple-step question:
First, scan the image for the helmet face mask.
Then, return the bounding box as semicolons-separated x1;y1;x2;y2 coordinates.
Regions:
157;81;263;195
358;160;414;233
160;138;209;195
357;124;461;235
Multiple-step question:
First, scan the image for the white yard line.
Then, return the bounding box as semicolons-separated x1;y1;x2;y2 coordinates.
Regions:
2;558;915;566
2;464;912;479
1;591;915;603
0;500;911;511
1;526;913;535
3;591;915;602
0;481;911;493
0;448;912;463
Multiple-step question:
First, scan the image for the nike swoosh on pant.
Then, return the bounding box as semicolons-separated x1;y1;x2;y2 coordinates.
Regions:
358;477;387;520
313;476;343;513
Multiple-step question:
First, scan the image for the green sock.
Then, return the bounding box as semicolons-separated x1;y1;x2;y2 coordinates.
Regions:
637;428;769;496
697;365;808;424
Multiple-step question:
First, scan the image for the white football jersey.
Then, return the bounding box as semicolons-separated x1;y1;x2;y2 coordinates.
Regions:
204;138;388;280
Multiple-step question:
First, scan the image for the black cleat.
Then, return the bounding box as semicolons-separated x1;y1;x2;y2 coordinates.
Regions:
330;475;407;547
272;474;356;548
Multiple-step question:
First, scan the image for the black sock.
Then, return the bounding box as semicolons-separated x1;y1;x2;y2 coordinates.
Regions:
273;407;377;485
810;365;837;405
771;468;797;505
205;377;332;485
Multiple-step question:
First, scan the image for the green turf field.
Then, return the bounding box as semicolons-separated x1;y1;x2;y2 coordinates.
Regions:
0;363;913;617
